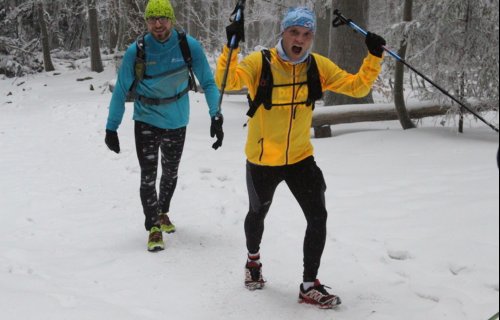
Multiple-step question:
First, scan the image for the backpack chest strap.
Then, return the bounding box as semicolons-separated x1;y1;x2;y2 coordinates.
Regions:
247;50;323;118
137;86;190;106
128;30;197;101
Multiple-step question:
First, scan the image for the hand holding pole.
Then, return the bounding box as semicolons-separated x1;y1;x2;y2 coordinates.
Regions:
217;0;246;114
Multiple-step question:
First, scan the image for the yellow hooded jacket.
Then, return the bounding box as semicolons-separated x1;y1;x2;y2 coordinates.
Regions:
216;46;383;166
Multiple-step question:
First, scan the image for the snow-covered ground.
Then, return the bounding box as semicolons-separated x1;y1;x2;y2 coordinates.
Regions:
0;58;498;320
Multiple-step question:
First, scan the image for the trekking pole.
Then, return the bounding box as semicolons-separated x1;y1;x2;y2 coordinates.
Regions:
488;312;499;320
332;9;499;133
217;0;246;113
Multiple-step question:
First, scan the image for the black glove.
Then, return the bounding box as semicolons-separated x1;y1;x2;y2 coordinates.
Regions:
365;32;386;58
105;129;120;153
210;114;224;150
225;15;245;48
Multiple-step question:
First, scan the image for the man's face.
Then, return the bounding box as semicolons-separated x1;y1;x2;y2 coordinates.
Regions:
281;26;314;62
146;17;173;42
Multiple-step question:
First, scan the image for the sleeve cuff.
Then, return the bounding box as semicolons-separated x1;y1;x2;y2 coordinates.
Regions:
366;52;384;63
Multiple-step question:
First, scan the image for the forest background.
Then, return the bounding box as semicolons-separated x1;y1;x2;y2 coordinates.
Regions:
0;2;498;319
0;0;499;128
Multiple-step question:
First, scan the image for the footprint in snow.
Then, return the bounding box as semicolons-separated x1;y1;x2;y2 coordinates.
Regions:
387;250;412;261
416;292;440;303
449;264;469;276
199;168;216;181
199;168;212;174
216;175;230;182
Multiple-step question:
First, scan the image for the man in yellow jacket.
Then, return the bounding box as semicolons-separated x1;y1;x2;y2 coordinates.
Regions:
216;7;385;309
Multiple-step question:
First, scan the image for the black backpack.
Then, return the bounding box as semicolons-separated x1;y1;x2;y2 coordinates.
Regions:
246;49;323;118
128;29;198;105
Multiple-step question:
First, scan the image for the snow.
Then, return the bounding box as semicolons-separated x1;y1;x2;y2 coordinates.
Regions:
0;59;498;320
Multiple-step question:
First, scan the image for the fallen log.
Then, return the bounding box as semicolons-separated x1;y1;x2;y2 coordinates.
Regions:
312;101;452;138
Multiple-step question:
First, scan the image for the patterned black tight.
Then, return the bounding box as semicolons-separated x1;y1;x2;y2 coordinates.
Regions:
135;121;186;231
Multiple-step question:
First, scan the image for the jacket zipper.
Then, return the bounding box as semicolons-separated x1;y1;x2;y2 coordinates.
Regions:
258;138;265;162
285;65;297;165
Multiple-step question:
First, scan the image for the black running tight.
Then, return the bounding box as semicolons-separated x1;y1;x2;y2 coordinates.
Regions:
244;156;328;282
135;121;186;231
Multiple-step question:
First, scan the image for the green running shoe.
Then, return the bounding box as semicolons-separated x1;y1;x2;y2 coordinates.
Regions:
147;226;165;252
158;213;176;234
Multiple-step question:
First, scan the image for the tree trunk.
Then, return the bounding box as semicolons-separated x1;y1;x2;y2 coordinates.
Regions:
458;72;465;133
394;43;416;129
458;0;472;134
116;0;126;51
314;1;331;57
37;1;55;72
108;0;119;52
324;0;373;106
394;0;416;129
87;0;103;73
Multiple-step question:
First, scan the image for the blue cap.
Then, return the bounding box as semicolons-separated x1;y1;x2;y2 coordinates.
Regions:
280;7;316;33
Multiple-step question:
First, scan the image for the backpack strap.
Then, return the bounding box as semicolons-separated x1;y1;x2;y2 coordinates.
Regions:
127;33;147;100
306;54;323;110
247;49;273;118
177;29;198;92
127;30;198;105
247;50;323;117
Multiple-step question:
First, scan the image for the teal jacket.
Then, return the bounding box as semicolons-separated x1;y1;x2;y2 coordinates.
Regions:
106;30;220;131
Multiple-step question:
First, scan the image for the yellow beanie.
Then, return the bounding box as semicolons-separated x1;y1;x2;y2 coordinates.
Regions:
144;0;176;23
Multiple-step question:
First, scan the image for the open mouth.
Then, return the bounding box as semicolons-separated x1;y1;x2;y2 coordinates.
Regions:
291;46;303;55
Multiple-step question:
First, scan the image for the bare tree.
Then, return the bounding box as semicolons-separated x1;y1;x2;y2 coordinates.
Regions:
383;0;499;129
457;0;472;133
37;1;55;72
393;0;416;129
87;0;103;72
117;0;146;50
107;0;120;52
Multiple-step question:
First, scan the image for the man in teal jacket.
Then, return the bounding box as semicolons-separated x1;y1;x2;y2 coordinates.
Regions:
105;0;223;252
